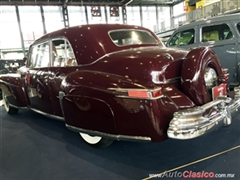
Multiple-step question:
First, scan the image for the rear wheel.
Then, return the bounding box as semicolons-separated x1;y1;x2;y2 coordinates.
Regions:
2;92;19;115
79;132;113;148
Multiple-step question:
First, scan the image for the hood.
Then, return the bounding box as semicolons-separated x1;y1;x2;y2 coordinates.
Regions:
88;46;189;85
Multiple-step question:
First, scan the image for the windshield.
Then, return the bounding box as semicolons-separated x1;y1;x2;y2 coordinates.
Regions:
109;30;158;46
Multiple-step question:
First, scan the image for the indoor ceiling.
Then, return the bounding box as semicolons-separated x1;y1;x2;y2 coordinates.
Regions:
0;0;184;6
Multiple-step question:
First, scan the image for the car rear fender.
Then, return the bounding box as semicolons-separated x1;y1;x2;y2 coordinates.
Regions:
181;47;228;105
60;70;152;135
0;74;28;108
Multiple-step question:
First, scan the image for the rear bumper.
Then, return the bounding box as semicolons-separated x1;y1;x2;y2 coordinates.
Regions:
167;86;240;139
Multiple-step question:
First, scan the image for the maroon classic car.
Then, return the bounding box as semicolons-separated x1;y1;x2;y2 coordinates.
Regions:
1;24;240;148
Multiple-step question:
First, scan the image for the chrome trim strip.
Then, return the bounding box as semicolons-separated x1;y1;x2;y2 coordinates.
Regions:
167;86;240;140
108;87;162;92
66;124;151;142
30;108;65;121
10;104;28;110
159;77;180;84
114;94;164;100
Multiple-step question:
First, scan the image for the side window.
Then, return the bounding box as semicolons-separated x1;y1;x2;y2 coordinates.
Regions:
30;42;50;68
52;39;77;67
237;22;240;35
202;23;233;42
168;29;194;46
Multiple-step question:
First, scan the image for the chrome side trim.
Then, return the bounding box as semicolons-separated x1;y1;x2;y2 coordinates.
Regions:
4;98;28;110
160;77;180;84
151;71;180;84
30;108;65;121
66;124;151;142
167;86;240;140
9;104;28;110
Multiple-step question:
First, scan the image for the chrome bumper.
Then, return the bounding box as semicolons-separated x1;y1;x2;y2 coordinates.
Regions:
167;87;240;139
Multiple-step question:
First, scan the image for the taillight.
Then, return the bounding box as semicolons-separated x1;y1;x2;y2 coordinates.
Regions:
128;90;149;98
218;68;229;84
109;87;163;99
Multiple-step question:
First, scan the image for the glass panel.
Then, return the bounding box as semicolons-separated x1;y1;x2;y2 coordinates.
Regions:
126;6;141;26
173;2;184;17
19;6;44;49
43;6;64;33
202;24;232;42
168;29;195;46
109;30;158;46
87;6;106;24
0;6;22;52
68;6;87;26
157;6;170;32
142;6;157;32
106;6;123;24
30;42;50;68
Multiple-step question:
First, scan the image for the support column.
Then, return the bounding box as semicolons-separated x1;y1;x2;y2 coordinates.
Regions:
85;6;89;24
104;6;108;23
40;6;47;34
15;5;25;56
155;5;159;32
62;4;69;28
122;6;127;24
140;5;143;27
170;5;174;29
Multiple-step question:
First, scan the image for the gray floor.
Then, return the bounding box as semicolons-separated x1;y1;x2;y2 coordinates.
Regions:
1;105;240;180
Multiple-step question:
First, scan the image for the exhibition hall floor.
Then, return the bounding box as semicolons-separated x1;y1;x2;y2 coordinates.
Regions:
1;105;240;180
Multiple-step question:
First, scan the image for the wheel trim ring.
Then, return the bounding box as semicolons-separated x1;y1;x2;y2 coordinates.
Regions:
3;93;10;112
204;67;218;90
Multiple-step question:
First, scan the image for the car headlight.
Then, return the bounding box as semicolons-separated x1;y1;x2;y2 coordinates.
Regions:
204;67;218;90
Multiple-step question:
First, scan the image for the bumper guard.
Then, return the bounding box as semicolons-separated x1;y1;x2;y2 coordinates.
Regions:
167;86;240;139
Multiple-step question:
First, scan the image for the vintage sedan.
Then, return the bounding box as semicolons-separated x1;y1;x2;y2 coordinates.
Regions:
0;24;240;148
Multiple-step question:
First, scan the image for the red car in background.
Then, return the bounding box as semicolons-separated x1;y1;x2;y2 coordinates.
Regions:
0;24;240;148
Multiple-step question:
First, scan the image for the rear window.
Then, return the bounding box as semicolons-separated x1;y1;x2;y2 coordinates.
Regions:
109;30;158;46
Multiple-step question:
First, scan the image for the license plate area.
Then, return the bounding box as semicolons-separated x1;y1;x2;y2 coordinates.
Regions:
212;83;227;100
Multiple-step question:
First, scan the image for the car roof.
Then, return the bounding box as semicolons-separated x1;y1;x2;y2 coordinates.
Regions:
175;13;240;30
32;24;162;65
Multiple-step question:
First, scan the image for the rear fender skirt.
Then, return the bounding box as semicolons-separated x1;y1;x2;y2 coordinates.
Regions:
181;47;225;106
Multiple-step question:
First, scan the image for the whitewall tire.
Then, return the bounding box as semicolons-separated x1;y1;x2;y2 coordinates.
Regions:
2;92;19;115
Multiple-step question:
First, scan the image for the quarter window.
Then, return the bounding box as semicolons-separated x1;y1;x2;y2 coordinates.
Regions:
51;39;77;67
202;23;233;42
30;42;50;68
168;29;195;46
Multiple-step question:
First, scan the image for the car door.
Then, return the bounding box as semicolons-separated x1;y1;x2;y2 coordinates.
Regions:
199;22;238;86
234;21;240;82
27;41;53;114
47;38;77;118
